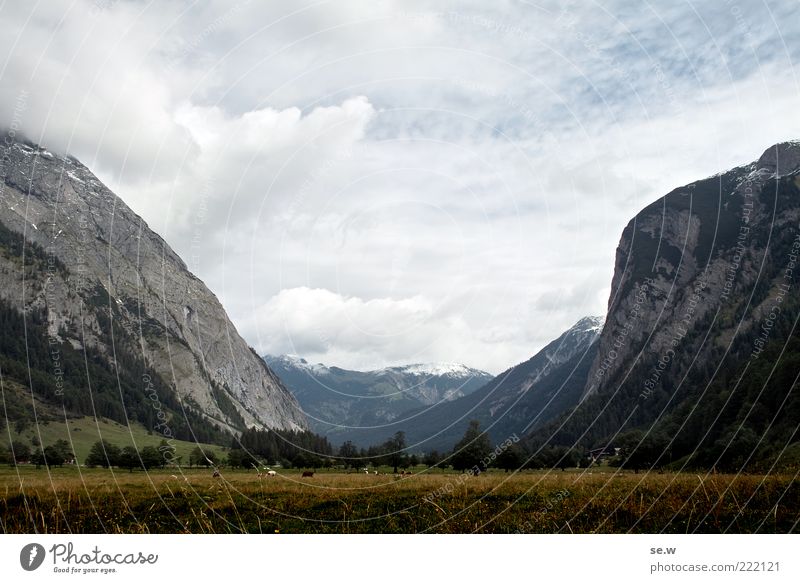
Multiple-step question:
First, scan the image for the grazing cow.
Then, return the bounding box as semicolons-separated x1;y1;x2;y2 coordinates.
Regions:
301;471;314;478
373;471;378;475
364;470;369;474
267;470;276;477
212;469;221;478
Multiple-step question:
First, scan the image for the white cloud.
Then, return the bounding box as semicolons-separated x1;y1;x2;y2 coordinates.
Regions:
0;0;798;374
247;287;518;373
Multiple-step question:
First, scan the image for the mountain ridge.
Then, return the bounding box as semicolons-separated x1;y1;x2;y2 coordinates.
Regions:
0;138;306;436
526;140;800;471
263;354;493;437
319;315;604;450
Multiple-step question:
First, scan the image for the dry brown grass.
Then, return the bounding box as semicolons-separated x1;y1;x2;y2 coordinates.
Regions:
1;466;796;533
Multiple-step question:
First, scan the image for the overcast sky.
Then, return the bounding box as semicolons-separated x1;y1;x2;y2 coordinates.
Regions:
1;0;799;374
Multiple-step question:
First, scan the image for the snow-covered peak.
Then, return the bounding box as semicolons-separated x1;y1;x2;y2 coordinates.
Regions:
266;355;490;380
268;354;330;375
573;315;605;333
381;362;490;379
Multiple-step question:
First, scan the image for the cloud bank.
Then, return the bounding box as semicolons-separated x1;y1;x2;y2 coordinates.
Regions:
1;0;798;373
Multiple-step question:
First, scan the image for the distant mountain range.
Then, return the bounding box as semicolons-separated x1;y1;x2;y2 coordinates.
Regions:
263;355;492;438
304;316;603;451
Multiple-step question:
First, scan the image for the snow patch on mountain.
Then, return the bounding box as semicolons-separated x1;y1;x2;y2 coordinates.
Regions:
380;362;487;378
274;354;331;375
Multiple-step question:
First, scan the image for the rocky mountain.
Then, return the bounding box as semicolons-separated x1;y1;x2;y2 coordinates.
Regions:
264;354;491;437
324;316;603;451
528;141;800;470
0;138;306;440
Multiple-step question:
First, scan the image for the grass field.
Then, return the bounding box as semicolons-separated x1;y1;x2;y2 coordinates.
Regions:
7;416;228;463
1;466;797;533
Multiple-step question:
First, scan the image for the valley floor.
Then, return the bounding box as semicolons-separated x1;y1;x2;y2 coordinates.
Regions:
0;467;796;533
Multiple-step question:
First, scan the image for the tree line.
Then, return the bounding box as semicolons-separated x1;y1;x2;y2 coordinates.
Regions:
2;418;704;474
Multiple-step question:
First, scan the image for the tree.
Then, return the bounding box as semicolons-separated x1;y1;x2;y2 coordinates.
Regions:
118;446;140;472
227;448;255;468
451;420;493;473
385;431;407;473
139;446;164;469
158;439;176;466
31;448;46;468
43;440;73;467
554;447;580;471
0;445;11;464
494;444;524;472
423;450;442;468
337;440;360;469
616;431;669;473
9;440;31;464
530;445;576;471
85;440;120;468
189;446;216;467
706;427;758;472
294;452;322;469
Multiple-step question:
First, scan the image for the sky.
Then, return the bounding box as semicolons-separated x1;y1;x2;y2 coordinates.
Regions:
0;0;798;374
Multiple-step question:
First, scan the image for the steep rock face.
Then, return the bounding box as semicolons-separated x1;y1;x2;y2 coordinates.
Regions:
0;139;306;432
477;316;604;422
585;141;800;402
264;355;491;436
528;141;800;458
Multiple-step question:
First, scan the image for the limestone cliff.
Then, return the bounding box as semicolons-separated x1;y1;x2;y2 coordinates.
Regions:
0;138;306;433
